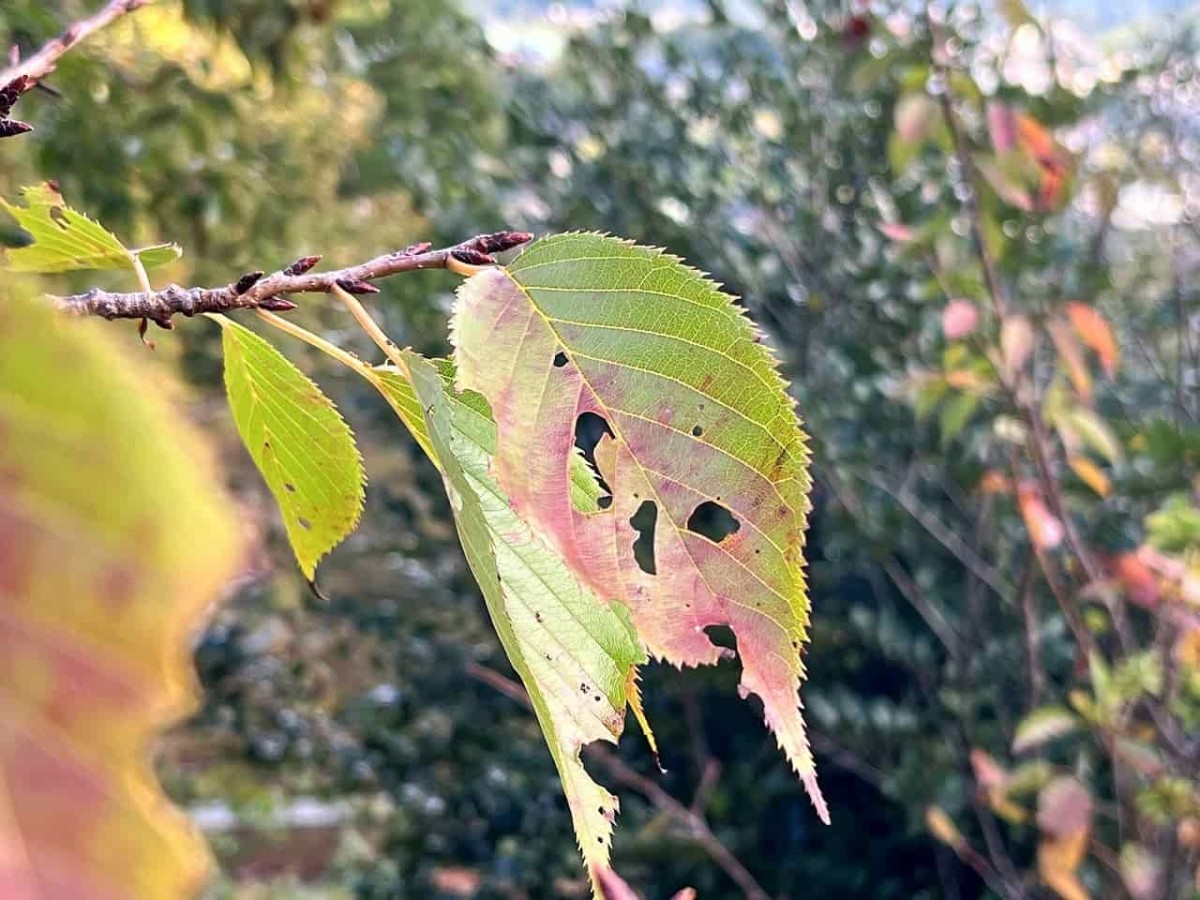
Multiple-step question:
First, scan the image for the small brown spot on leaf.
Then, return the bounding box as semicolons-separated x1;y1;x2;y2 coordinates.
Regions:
284;483;296;493
298;517;312;530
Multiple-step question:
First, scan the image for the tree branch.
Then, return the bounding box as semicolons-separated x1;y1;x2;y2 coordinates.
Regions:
0;0;149;86
464;662;772;900
53;232;532;324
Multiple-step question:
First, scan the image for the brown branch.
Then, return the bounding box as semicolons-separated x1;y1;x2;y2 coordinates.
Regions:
0;0;148;86
464;662;772;900
53;232;532;324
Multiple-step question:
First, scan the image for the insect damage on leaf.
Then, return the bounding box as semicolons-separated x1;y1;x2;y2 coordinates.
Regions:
452;232;828;823
211;314;365;580
0;183;181;274
395;354;649;881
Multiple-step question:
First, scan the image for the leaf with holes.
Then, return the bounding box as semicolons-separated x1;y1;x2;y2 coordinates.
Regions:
452;232;827;821
395;353;649;885
212;314;364;579
0;183;179;274
0;283;240;895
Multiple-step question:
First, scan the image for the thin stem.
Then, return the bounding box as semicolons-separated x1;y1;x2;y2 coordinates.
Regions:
465;662;772;900
329;284;412;380
252;310;369;375
0;0;148;85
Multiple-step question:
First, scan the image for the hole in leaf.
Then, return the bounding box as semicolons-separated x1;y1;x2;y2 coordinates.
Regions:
629;500;658;575
553;350;569;367
574;412;614;505
692;424;704;437
703;624;737;661
686;501;741;543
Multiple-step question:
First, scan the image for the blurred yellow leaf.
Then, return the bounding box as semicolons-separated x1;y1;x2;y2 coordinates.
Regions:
925;806;964;849
1038;829;1090;900
0;287;241;894
1067;408;1122;463
1069;456;1111;497
1066;302;1119;377
1037;778;1092;900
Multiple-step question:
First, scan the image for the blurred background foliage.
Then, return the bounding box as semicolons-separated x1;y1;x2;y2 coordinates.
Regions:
2;0;1198;897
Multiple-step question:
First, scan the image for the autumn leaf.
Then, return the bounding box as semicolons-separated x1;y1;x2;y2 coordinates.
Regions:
1068;456;1111;498
1066;302;1119;377
1048;320;1093;402
392;354;650;888
1019;485;1064;550
452;233;828;822
0;285;240;895
1037;777;1094;900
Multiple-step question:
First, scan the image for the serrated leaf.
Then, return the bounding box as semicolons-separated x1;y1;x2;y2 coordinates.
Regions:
1013;706;1080;753
0;285;240;894
134;242;184;269
395;353;647;886
212;314;364;579
370;363;607;514
452;233;827;821
1;183;134;273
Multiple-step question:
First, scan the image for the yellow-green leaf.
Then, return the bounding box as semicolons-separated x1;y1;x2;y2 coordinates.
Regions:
0;284;241;895
212;314;364;579
1013;706;1080;753
0;183;176;274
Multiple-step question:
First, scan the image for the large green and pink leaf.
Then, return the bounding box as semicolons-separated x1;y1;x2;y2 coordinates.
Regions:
452;233;826;820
